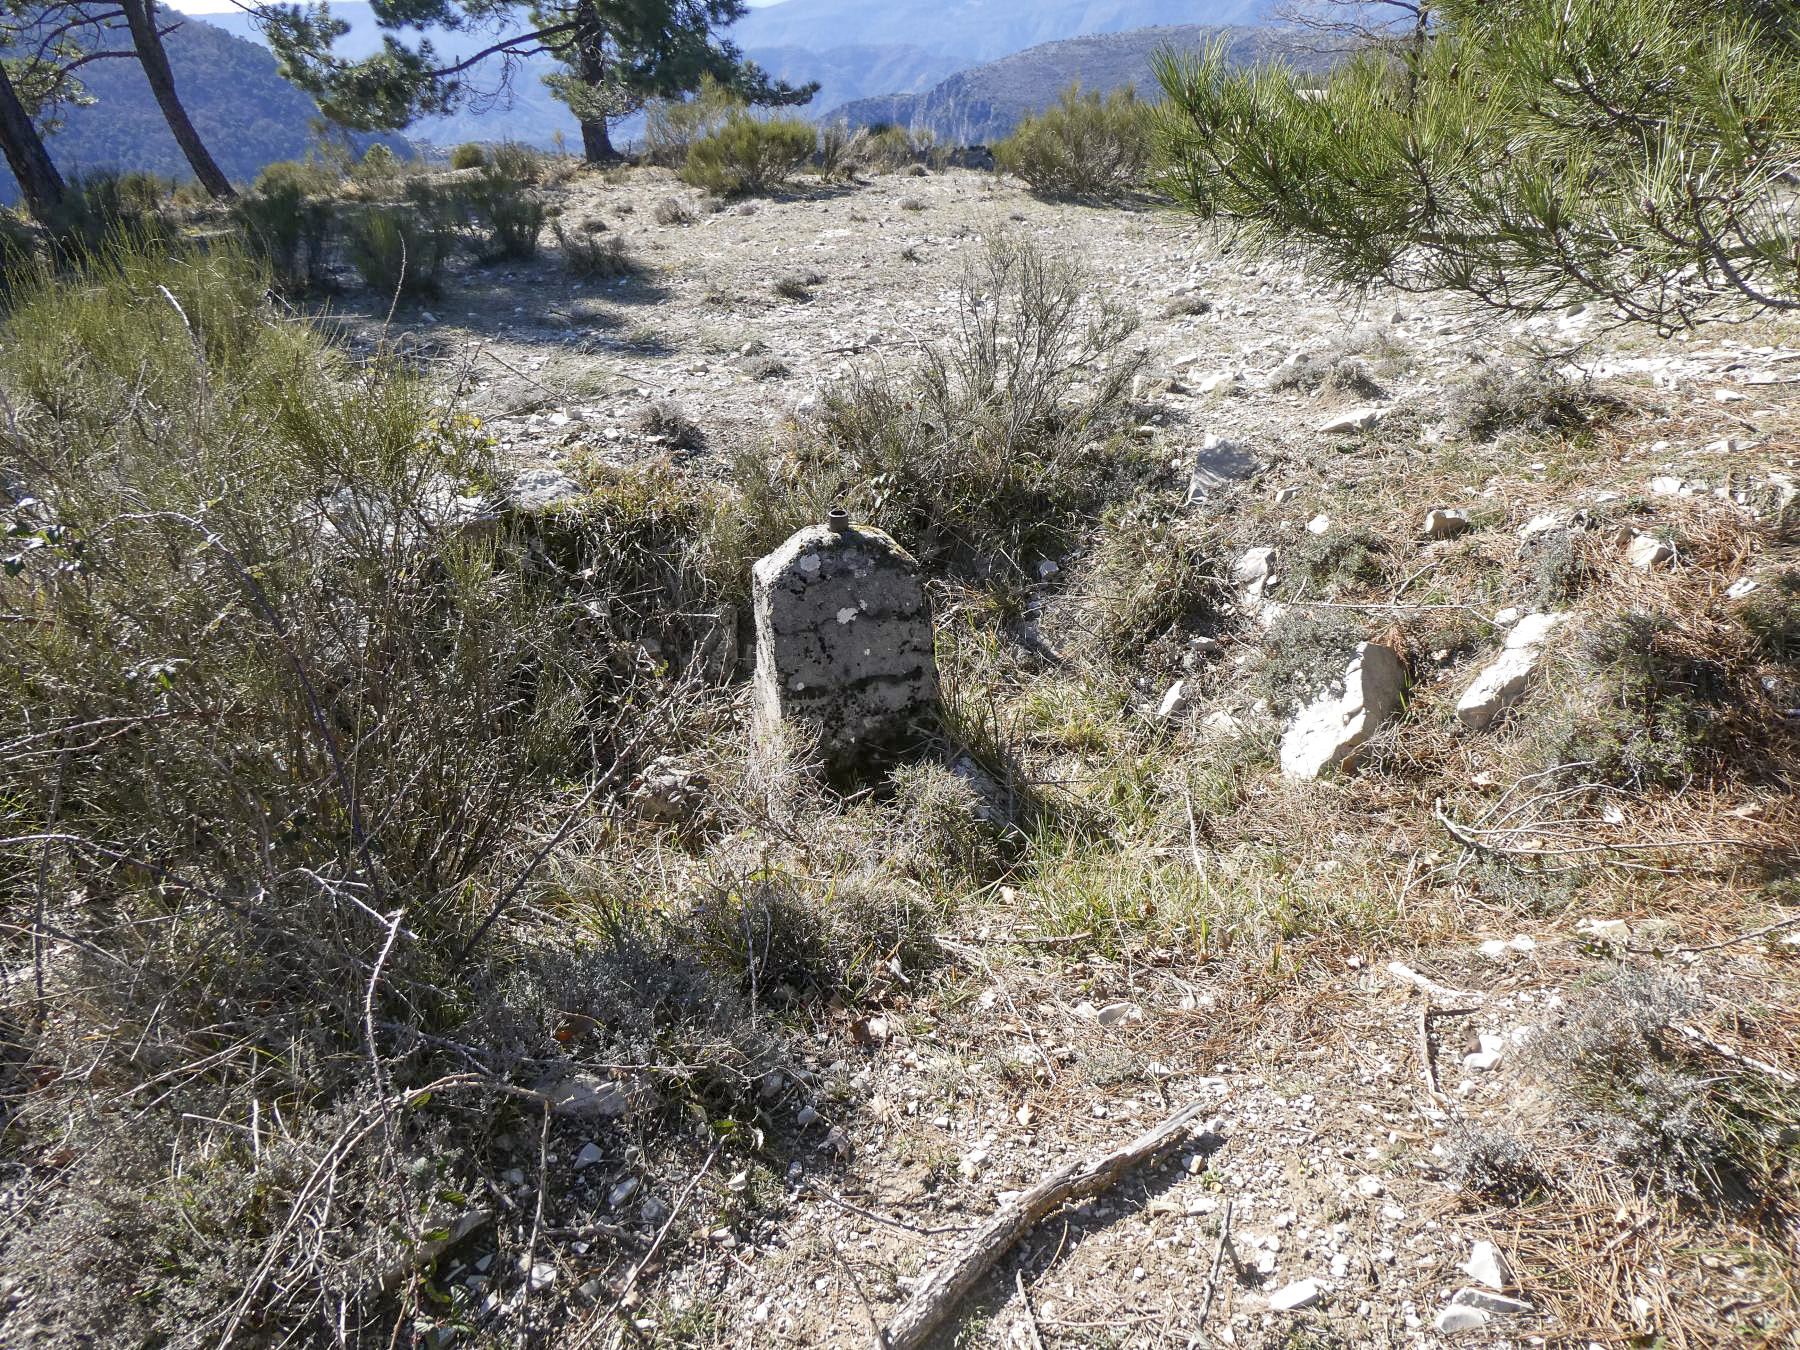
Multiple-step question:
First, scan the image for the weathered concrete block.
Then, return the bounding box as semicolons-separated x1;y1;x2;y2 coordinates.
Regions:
751;514;937;763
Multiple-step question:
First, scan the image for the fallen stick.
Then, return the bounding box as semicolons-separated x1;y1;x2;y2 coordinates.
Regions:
875;1100;1212;1350
1196;1197;1234;1332
1385;960;1483;1004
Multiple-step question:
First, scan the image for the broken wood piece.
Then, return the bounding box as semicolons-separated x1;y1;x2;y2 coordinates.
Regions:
875;1100;1214;1350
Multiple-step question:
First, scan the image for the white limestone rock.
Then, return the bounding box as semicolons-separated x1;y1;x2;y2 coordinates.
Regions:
1279;642;1407;780
1456;611;1567;730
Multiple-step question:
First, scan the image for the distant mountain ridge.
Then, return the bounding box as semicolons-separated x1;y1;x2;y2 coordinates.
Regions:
200;1;1269;149
826;23;1337;147
731;0;1266;62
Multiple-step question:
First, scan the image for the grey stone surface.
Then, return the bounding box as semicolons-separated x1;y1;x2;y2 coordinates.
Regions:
1456;611;1566;730
752;520;937;762
1279;642;1407;780
1187;433;1260;501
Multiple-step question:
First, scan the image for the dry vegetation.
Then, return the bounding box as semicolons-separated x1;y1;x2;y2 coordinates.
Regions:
1;135;1797;1350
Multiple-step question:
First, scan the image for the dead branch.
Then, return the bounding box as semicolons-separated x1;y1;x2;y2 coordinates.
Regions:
875;1100;1214;1350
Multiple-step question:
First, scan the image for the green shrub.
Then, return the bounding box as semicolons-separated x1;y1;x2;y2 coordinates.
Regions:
234;179;336;291
449;141;488;170
345;203;454;299
0;245;667;1338
488;140;544;185
553;218;639;278
682;114;817;196
0;209;38;279
849;123;929;173
818;120;851;180
349;141;407;186
644;74;746;166
254;157;340;198
45;171;172;262
996;83;1151;201
465;165;547;261
733;234;1147;579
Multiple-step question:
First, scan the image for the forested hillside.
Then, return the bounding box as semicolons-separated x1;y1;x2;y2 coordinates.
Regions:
0;6;397;203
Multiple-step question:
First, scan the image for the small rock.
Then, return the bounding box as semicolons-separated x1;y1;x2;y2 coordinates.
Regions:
1463;1240;1510;1290
608;1177;639;1209
1317;406;1384;434
1274;486;1301;504
519;1260;556;1292
1451;1287;1534;1316
1094;1002;1143;1027
1456;611;1567;730
1306;513;1331;535
1493;607;1521;626
1158;680;1191;721
1423;508;1470;539
535;1073;630;1119
1232;546;1278;603
1268;1278;1323;1312
1626;533;1673;570
1434;1304;1490;1333
1576;916;1631;946
507;466;583;514
796;1105;820;1128
1278;642;1407;780
1517;513;1562;541
1462;1033;1505;1072
574;1142;604;1170
1188;433;1261;500
1726;577;1758;599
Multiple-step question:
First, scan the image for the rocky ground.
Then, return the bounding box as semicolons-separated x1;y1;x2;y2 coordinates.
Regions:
38;164;1790;1350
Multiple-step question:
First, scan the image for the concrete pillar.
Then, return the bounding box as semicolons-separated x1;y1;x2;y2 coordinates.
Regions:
751;510;937;765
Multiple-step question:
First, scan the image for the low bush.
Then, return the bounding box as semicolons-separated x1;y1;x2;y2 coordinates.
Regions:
1058;496;1222;666
996;83;1151;201
345;202;455;299
488;140;544;184
254;156;340;198
554;218;639;278
733;234;1148;579
682;114;817;196
654;195;695;226
0;244;662;1341
643;74;746;166
818;119;851;180
465;164;547;261
234;178;336;291
848;123;930;173
449;141;487;170
1443;362;1623;443
44;170;171;262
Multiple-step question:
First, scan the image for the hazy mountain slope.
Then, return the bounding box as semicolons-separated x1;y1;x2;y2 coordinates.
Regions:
201;2;1267;149
1;7;398;205
827;23;1335;145
733;0;1265;61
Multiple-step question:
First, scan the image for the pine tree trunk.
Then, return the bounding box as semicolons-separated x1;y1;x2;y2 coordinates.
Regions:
580;118;618;164
120;0;235;199
0;60;64;219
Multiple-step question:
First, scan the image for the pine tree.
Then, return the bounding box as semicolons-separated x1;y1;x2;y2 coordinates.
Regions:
260;0;816;162
1152;0;1800;327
